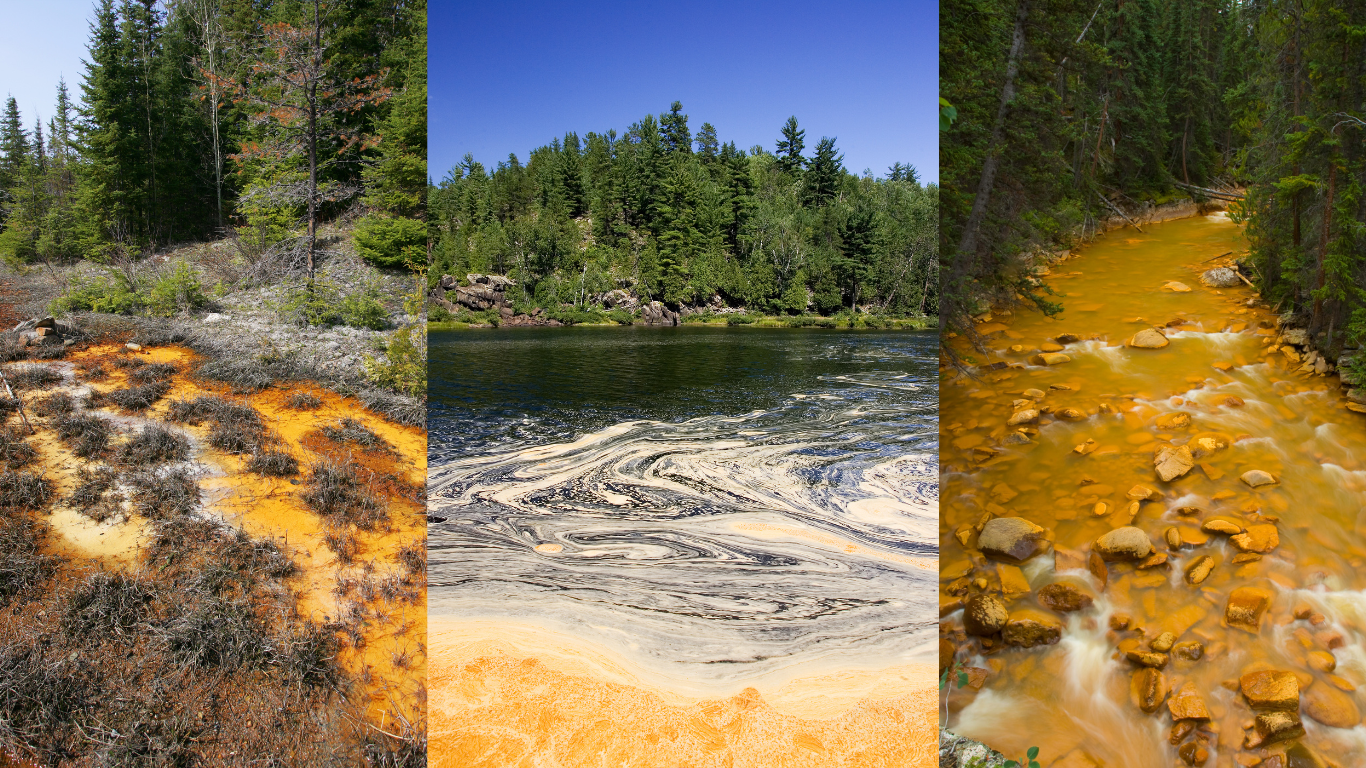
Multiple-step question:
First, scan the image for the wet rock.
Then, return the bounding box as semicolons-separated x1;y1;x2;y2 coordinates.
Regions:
1303;683;1360;728
1131;667;1169;714
1002;609;1063;648
1031;352;1072;366
997;564;1031;596
1054;333;1081;344
1038;583;1093;613
1240;670;1299;710
1164;281;1193;292
1054;546;1085;572
1173;641;1204;661
1223;395;1245;406
1094;527;1154;561
1201;268;1242;288
1154;444;1195;482
1284;743;1328;768
1006;409;1039;426
1137;552;1168;569
1001;431;1032;445
1074;439;1099;455
1200;518;1242;535
1165;527;1182;550
1231;523;1279;553
1227;587;1274;632
1145;634;1174;654
1168;682;1211;720
1055;407;1086;421
1282;327;1309;346
1156;412;1192;429
1307;650;1336;673
1088;550;1109;589
1241;469;1278;488
1022;388;1046;399
978;517;1047;563
1127;485;1158;501
1109;614;1131;631
1040;342;1064;353
962;594;1008;636
1247;711;1305;748
1126;651;1169;669
1185;556;1215;585
1190;433;1230;458
1128;329;1170;349
1177;742;1208;767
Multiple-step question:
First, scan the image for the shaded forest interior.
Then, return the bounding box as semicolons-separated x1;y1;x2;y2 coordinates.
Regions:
942;0;1366;366
429;104;937;319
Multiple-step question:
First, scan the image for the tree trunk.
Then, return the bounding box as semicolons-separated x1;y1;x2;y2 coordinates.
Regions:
953;0;1030;273
306;0;320;280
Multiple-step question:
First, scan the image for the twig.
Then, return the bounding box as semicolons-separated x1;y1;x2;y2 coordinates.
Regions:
1096;193;1144;233
0;368;34;435
1202;251;1234;264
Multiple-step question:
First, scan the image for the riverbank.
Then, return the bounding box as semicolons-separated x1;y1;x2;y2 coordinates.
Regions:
430;314;935;331
941;211;1366;766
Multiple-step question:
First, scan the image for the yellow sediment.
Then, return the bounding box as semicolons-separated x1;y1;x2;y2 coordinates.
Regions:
22;343;426;722
428;617;938;768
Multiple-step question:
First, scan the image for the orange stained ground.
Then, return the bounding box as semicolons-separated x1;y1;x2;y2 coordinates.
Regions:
37;344;427;723
427;619;938;768
942;215;1366;766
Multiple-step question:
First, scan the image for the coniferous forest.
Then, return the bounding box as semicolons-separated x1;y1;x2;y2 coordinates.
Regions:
429;103;936;323
941;0;1366;362
0;0;426;274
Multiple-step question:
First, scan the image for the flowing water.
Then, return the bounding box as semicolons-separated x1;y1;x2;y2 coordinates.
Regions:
427;327;940;766
941;214;1366;766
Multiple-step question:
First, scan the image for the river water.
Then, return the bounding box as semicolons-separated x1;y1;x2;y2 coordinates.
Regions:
942;214;1366;766
427;327;940;766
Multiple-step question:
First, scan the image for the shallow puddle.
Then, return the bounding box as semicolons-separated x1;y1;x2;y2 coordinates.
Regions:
942;215;1366;765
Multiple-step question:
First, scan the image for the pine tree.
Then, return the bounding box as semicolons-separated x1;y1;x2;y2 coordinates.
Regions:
660;100;691;155
775;116;805;174
695;122;718;162
804;137;844;207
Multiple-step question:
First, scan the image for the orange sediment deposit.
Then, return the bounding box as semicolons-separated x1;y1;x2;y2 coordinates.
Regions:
5;341;426;746
427;618;938;767
942;213;1366;765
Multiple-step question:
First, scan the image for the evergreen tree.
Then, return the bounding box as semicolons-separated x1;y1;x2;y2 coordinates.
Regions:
660;100;691;155
775;116;805;174
805;137;844;207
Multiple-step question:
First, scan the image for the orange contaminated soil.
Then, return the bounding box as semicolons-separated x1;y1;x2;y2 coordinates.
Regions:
36;342;427;725
427;618;938;768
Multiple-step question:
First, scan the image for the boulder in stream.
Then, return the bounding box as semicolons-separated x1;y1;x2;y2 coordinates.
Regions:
1226;587;1273;632
962;593;1008;636
1130;667;1169;714
978;517;1047;563
1200;267;1242;288
1241;469;1278;488
1167;682;1211;721
1240;670;1299;710
1303;683;1360;729
1247;711;1305;748
1154;444;1195;482
1037;582;1093;613
1127;328;1170;349
1094;527;1154;561
1001;609;1062;648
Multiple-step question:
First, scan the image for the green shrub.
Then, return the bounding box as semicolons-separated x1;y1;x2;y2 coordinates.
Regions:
726;314;758;326
279;276;388;330
353;215;426;269
363;324;426;396
606;309;634;325
51;274;144;315
148;262;207;316
427;302;452;322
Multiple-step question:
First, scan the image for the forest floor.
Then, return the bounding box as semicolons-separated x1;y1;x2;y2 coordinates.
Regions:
0;307;426;764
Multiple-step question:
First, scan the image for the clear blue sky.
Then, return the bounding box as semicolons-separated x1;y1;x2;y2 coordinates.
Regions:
0;0;93;132
429;0;938;185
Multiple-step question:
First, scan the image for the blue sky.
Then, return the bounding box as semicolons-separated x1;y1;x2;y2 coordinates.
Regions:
429;0;938;184
0;0;92;131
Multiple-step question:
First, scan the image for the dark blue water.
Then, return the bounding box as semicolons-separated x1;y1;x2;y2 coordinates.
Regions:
428;327;939;463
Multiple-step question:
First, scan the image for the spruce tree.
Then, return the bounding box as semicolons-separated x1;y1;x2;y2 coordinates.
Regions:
775;116;805;174
660;100;691;155
804;137;844;207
